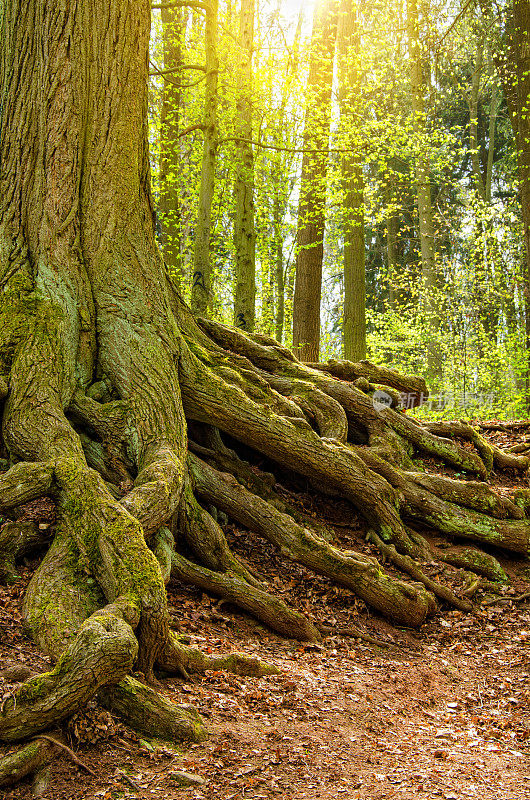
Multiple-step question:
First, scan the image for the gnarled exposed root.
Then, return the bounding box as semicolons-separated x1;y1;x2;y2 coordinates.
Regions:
304;358;429;403
1;242;528;791
0;520;51;582
423;420;529;472
403;472;523;519
170;550;320;641
160;631;280;677
367;531;471;612
0;738;57;790
178;475;262;586
189;454;433;627
438;547;508;582
99;677;206;742
0;609;138;742
0;462;55;513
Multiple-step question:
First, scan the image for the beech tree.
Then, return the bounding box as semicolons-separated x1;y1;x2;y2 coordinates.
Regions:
292;0;338;361
158;3;184;286
407;0;441;384
494;0;530;404
1;0;530;789
337;0;366;361
232;0;256;331
190;0;219;314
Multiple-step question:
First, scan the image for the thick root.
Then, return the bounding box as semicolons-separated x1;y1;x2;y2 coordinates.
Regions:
0;520;52;583
403;472;523;519
99;677;207;742
189;454;434;627
159;631;280;677
438;547;508;582
0;739;57;789
381;408;488;477
170;550;320;641
368;531;471;612
424;421;529;472
0;462;55;513
357;448;530;554
0;610;137;742
179;476;262;586
304;358;428;403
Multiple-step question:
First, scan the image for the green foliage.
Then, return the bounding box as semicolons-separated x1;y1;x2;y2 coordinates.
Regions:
148;0;530;419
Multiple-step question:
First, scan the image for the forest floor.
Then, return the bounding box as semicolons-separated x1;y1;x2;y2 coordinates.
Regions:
2;423;530;800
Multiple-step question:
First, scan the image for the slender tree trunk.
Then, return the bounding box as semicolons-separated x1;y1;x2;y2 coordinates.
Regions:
468;37;489;346
495;0;530;406
274;194;285;342
269;10;303;345
159;4;183;286
191;0;219;316
485;51;499;205
337;0;366;361
385;177;399;306
514;0;530;409
469;37;486;201
292;0;338;362
259;242;275;336
233;0;256;331
407;0;441;383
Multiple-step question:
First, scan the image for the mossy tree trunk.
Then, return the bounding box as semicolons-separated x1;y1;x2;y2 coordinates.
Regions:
407;0;442;386
0;0;529;789
497;0;530;408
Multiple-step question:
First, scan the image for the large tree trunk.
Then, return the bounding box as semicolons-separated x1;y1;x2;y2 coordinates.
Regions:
292;0;338;362
1;0;529;789
469;37;486;202
500;0;530;408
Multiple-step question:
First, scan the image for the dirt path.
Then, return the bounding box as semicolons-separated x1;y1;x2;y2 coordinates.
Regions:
3;574;530;800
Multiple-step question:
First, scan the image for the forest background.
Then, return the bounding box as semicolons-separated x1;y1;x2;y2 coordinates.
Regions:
149;0;530;420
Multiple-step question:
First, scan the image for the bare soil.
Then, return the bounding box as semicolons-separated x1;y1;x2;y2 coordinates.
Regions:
2;423;530;800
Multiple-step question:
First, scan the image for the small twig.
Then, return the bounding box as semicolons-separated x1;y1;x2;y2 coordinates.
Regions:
316;622;397;649
512;591;530;602
33;735;97;776
481;590;530;607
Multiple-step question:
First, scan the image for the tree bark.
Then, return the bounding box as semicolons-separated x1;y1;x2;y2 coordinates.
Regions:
337;0;366;361
233;0;256;331
385;175;399;307
292;0;338;362
485;49;499;205
407;0;441;384
190;0;219;315
158;3;183;285
509;0;530;408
